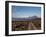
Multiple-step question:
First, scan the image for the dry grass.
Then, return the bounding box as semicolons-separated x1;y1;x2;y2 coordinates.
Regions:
12;18;41;31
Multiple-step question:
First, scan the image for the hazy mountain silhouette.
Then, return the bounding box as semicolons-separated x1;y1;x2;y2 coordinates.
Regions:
12;16;41;21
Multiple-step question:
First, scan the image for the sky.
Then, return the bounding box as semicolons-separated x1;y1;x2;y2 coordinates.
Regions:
12;6;41;18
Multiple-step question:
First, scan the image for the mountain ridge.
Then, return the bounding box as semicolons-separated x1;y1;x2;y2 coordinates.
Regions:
12;16;41;21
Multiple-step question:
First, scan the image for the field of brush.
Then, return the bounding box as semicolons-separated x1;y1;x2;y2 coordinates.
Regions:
12;18;41;31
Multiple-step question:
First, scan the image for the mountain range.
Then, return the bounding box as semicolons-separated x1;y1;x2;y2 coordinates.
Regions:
12;16;41;21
